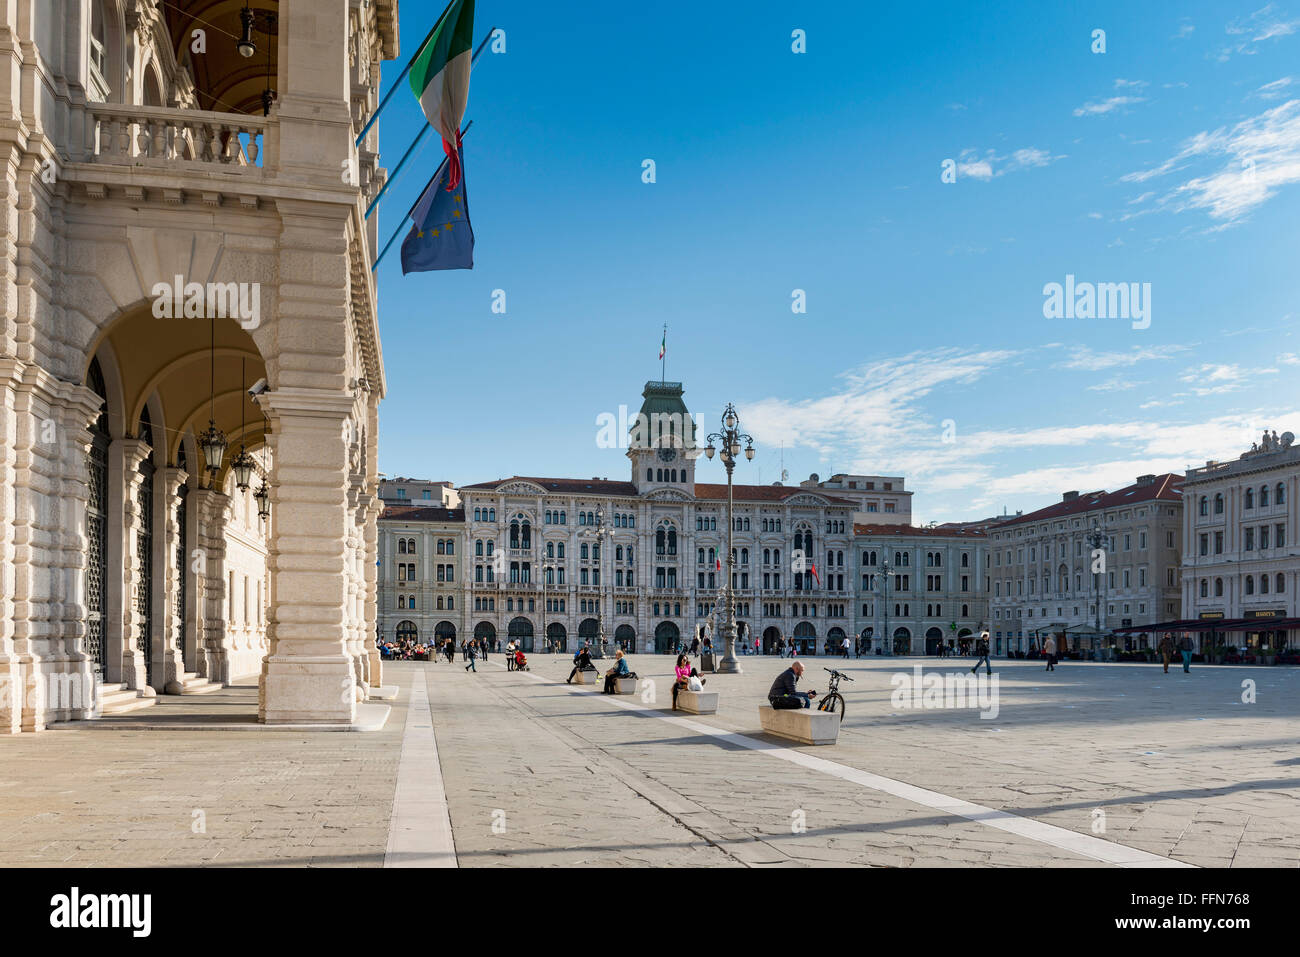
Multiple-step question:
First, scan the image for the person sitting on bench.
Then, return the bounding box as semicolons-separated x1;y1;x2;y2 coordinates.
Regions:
602;649;632;694
567;644;593;684
768;660;817;710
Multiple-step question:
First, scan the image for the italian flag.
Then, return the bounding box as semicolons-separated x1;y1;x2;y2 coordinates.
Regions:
409;0;475;189
659;330;666;360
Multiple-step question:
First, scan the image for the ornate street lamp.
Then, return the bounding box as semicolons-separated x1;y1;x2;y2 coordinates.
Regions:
581;506;615;658
879;559;892;656
704;403;754;674
230;357;255;491
1086;520;1109;656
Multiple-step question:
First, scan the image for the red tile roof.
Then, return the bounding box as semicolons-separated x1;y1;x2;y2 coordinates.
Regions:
853;523;987;539
694;483;856;506
993;473;1183;528
380;505;465;523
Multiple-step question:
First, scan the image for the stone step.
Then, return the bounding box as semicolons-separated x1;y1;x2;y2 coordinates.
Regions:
98;686;157;715
177;673;224;695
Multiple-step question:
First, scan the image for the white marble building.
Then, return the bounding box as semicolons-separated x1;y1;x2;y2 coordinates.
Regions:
0;0;399;733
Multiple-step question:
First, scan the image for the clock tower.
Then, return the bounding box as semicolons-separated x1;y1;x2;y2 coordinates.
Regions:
629;380;699;495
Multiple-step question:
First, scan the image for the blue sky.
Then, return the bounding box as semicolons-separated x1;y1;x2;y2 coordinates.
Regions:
373;0;1300;522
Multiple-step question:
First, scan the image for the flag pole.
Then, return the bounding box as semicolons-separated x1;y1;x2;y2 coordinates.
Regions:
363;28;494;221
370;120;473;272
355;0;457;148
661;323;666;383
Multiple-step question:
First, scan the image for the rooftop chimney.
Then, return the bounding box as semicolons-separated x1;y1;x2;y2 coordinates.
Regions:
1062;491;1079;502
1136;474;1156;487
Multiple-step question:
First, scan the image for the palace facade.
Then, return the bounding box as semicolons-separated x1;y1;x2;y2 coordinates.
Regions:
377;381;989;657
987;474;1184;654
1;0;399;733
1180;431;1300;652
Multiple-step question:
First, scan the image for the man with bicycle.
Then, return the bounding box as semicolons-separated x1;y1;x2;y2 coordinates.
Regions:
768;660;817;710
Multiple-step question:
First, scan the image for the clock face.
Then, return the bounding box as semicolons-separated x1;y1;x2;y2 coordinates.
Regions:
657;446;676;463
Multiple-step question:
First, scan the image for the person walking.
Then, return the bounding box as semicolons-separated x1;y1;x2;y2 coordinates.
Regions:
465;640;477;673
1043;634;1058;672
506;638;516;671
970;631;992;676
1179;633;1194;673
1158;632;1175;674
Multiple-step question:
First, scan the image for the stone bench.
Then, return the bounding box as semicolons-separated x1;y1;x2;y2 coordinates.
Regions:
675;689;718;714
570;670;591;685
758;704;839;745
614;677;639;695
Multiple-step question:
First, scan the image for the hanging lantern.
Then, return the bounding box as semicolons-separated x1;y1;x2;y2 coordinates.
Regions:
237;5;257;58
199;420;227;475
254;481;270;521
231;446;257;491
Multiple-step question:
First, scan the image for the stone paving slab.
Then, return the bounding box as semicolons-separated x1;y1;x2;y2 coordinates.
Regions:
0;654;1295;867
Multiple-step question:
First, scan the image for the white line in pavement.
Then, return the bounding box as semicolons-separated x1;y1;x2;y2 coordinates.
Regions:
385;669;457;868
489;661;1191;869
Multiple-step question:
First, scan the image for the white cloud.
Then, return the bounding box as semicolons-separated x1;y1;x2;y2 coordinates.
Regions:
1173;22;1196;39
1178;362;1278;395
955;146;1061;181
1087;377;1139;391
1120;99;1300;224
1220;4;1300;59
1057;345;1190;372
1253;76;1295;99
741;347;1298;518
1074;95;1146;117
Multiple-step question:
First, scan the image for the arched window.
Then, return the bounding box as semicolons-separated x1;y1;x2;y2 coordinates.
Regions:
1200;579;1208;598
1277;573;1285;593
1245;488;1255;509
1215;578;1223;597
1214;494;1224;514
488;508;496;522
1277;483;1286;504
647;468;652;481
1199;496;1208;516
1260;485;1270;507
1245;575;1255;595
667;528;677;555
398;539;407;555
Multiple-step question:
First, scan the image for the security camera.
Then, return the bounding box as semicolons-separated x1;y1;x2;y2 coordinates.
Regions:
248;378;268;397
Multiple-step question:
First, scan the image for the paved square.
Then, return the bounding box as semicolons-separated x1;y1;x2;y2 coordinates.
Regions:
2;654;1297;867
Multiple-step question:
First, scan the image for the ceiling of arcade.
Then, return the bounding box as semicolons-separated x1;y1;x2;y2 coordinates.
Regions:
159;0;280;115
92;307;267;477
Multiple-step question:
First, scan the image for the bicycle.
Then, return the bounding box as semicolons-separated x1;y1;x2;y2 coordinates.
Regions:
817;668;853;722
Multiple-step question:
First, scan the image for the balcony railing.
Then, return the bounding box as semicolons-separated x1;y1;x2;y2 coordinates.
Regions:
86;103;267;170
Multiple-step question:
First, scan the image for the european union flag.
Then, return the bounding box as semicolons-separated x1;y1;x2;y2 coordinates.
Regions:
400;146;474;273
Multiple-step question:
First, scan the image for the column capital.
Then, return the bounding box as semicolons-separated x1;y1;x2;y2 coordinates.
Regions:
162;467;190;499
255;387;356;421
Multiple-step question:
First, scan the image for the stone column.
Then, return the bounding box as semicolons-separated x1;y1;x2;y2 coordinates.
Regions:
362;493;382;692
161;468;189;693
0;359;23;733
192;487;231;684
257;388;357;726
47;377;104;724
107;438;152;693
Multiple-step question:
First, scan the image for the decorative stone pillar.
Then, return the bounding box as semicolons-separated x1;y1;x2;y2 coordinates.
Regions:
46;377;104;724
191;487;231;684
107;438;152;693
257;388;357;726
363;493;382;692
0;359;23;734
161;467;189;693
